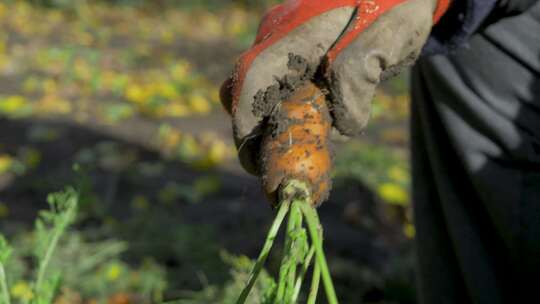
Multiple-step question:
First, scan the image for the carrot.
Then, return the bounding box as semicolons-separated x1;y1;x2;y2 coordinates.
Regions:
260;82;333;206
236;82;339;304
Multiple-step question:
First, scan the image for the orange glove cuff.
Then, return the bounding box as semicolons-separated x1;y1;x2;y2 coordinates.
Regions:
433;0;452;23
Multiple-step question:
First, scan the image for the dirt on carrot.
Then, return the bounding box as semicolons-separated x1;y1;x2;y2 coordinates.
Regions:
252;53;318;119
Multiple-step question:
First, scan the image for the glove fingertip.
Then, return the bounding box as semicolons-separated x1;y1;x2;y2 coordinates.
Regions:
326;77;372;137
220;77;234;115
235;134;261;176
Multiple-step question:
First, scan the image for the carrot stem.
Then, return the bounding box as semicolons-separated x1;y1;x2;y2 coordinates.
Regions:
299;200;339;304
291;244;315;303
274;202;297;303
237;179;338;304
0;263;10;304
286;203;302;300
275;190;304;303
307;257;321;304
235;200;290;304
283;179;338;304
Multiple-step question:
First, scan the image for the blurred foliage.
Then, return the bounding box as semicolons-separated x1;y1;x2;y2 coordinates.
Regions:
0;186;278;303
0;0;240;171
335;142;410;207
0;0;259;122
334;141;415;238
0;0;415;302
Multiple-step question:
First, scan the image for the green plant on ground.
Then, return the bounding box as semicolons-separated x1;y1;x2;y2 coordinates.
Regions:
0;187;78;304
34;187;79;303
0;235;12;304
0;187;168;304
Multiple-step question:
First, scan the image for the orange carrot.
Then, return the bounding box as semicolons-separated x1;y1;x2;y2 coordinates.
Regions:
260;82;332;206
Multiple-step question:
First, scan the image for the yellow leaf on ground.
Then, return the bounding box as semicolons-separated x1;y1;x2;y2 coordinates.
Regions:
189;94;211;114
199;13;223;37
404;223;416;239
157;82;178;99
207;141;229;165
0;3;5;19
0;154;14;174
167;102;190;117
74;58;93;81
160;29;175;44
42;79;58;94
125;84;148;104
11;281;34;302
106;263;122;281
22;76;40;93
377;183;409;206
171;61;191;81
0;95;28;114
178;135;200;160
37;94;72;114
226;9;248;36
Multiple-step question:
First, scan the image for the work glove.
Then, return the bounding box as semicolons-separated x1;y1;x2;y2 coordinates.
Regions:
221;0;451;175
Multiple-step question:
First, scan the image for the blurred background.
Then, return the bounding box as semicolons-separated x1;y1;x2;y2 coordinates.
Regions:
0;1;416;303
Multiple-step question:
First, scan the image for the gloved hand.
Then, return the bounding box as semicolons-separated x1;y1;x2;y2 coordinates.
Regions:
221;0;451;175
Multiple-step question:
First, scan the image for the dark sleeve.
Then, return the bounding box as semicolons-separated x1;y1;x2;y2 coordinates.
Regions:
422;0;498;55
422;0;539;56
496;0;539;14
